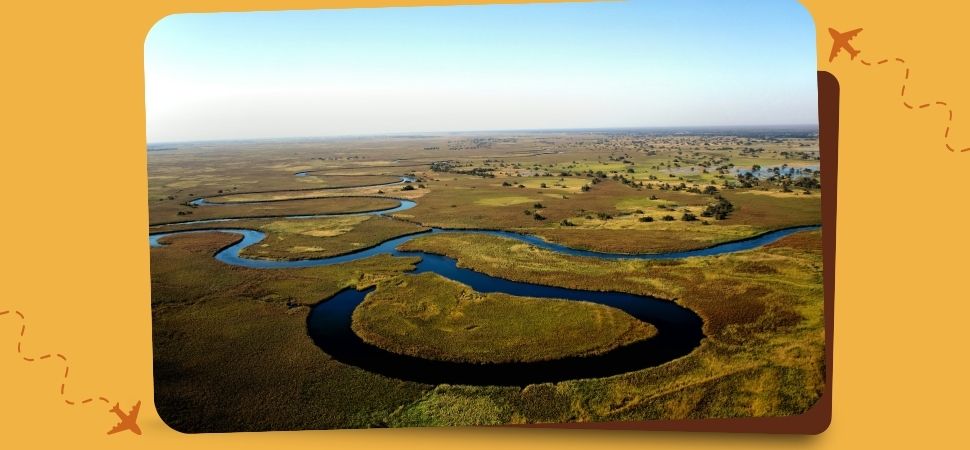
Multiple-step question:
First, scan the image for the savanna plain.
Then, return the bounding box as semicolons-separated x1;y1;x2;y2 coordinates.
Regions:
148;129;823;431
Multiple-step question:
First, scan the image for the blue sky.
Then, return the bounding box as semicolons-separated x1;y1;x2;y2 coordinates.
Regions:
145;1;817;143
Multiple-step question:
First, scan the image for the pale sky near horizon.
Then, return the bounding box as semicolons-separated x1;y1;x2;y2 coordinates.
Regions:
144;1;818;143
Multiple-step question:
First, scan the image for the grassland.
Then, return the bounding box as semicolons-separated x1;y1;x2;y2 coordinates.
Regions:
151;232;429;432
393;230;824;424
401;177;818;253
149;195;401;226
149;131;824;430
152;227;822;429
352;272;656;363
155;215;429;260
399;231;822;339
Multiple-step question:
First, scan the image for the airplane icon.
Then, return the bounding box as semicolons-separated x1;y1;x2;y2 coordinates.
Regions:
828;28;863;62
107;401;142;435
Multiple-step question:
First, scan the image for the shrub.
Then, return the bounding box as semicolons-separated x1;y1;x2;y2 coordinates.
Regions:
701;196;734;220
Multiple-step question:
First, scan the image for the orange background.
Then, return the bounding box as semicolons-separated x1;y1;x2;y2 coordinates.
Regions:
1;0;967;448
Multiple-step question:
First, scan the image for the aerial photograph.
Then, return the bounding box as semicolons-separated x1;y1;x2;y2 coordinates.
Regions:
145;1;824;431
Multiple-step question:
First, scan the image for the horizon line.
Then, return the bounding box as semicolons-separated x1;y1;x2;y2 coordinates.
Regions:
147;123;820;146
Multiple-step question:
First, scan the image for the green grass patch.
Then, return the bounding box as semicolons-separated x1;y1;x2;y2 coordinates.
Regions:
352;272;656;364
155;215;428;260
475;196;538;207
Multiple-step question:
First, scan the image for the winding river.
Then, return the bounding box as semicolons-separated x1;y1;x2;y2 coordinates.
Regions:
150;174;819;386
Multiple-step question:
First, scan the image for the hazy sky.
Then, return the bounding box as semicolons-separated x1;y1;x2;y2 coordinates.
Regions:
144;1;818;143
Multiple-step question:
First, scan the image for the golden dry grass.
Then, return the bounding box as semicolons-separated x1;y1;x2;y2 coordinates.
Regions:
352;273;655;363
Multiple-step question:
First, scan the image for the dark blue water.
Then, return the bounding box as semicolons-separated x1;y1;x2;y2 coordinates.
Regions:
307;280;702;386
150;224;819;268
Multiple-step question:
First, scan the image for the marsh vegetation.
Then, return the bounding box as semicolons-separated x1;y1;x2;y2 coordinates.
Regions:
149;129;823;430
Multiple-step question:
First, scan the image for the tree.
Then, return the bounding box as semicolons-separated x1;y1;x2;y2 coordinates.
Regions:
533;212;546;221
639;216;654;223
700;196;734;220
533;202;544;209
662;215;675;221
681;212;698;221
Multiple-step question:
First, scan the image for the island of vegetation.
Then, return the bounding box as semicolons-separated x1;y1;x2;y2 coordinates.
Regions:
351;273;657;364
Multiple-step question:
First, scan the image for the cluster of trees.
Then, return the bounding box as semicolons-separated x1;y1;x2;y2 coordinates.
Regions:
779;150;819;160
701;196;734;220
523;209;546;221
610;173;645;188
430;160;495;178
655;182;690;192
793;176;821;190
735;165;821;192
430;160;457;172
684;185;719;195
